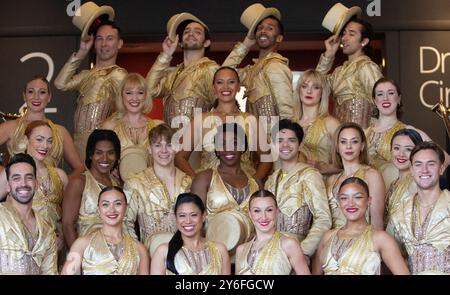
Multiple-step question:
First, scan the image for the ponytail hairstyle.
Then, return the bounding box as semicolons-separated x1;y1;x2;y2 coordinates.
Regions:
166;193;206;275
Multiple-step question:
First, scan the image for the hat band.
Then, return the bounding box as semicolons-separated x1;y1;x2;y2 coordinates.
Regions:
333;16;346;35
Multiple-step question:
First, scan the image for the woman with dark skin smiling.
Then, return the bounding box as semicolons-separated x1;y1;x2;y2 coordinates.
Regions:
313;177;409;275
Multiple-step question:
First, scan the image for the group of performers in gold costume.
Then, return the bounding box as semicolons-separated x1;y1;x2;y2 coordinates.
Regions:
0;1;449;275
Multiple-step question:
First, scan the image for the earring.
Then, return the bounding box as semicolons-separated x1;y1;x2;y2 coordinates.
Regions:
361;43;365;46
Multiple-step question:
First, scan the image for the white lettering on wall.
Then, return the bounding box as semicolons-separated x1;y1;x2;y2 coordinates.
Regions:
367;0;381;17
420;46;450;74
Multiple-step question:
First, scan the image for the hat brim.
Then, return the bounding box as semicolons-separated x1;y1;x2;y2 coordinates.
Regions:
146;232;174;257
80;6;115;41
332;6;362;37
246;8;281;39
167;13;208;42
119;147;149;180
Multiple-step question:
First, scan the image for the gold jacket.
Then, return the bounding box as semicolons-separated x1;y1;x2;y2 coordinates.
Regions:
237;231;291;275
0;201;57;274
146;53;218;122
82;229;140;275
316;54;383;107
265;162;332;256
124;167;191;248
387;190;450;274
223;42;297;120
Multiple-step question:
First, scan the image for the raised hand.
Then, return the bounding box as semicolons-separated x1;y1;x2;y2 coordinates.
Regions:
242;35;256;49
76;35;94;59
324;35;341;58
162;35;179;56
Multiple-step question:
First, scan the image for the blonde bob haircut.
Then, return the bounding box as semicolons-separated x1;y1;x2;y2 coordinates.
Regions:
296;69;331;119
117;73;152;113
331;122;369;169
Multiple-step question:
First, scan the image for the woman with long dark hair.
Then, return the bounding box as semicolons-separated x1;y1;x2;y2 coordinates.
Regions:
150;193;230;275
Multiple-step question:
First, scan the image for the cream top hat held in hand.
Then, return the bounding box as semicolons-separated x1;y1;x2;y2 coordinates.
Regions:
322;2;362;37
72;1;115;41
166;12;208;42
240;3;281;39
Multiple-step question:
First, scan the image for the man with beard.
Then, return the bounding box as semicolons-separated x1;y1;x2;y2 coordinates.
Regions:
223;4;297;124
146;13;218;126
0;153;57;274
387;142;450;274
265;119;331;264
55;3;127;161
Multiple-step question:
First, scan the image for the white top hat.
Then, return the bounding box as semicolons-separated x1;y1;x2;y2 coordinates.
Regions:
322;2;362;37
119;146;149;181
240;3;281;39
72;1;115;41
166;12;208;42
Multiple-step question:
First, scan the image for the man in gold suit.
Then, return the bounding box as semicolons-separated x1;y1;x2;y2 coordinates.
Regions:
55;16;127;162
124;124;191;256
0;153;57;274
387;142;450;274
223;3;298;122
317;4;382;129
146;13;218;127
265;119;331;263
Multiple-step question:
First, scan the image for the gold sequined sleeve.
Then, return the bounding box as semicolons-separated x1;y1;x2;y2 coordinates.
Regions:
146;52;173;98
123;187;138;240
265;61;296;120
316;54;335;75
222;42;250;83
300;169;332;256
359;62;383;98
54;53;89;91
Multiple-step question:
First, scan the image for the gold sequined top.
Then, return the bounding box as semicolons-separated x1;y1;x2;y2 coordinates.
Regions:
198;111;257;176
32;165;64;228
299;116;334;167
327;165;371;229
316;54;383;107
237;231;291;275
0;201;57;274
77;170;136;239
321;225;381;275
124;167;191;249
147;53;218;104
7;115;63;167
206;168;258;217
81;229;139;275
265;163;332;256
166;241;223;275
387;190;450;274
365;121;406;170
223;42;298;120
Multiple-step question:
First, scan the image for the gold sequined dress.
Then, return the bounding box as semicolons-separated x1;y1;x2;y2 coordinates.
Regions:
77;170;136;239
320;225;381;275
166;241;223;275
365;121;406;188
298;116;334;168
7;115;63;167
223;42;298;121
316;54;383;129
237;231;291;275
265;163;331;256
54;54;127;160
124;167;191;250
146;53;218;125
0;201;57;274
387;190;450;274
82;229;140;275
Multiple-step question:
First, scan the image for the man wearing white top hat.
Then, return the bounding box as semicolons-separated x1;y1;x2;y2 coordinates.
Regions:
146;13;218;126
223;3;298;124
55;2;127;162
317;2;383;129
